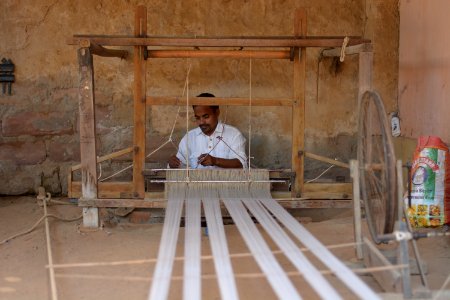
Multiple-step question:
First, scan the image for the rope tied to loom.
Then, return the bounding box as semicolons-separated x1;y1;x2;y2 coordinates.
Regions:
340;36;350;62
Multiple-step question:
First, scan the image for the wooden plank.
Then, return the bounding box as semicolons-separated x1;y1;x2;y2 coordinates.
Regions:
69;35;370;48
77;47;98;228
72;181;351;201
71;182;134;198
276;199;352;209
363;237;402;292
302;182;352;199
303;182;352;193
78;197;352;209
71;147;133;171
271;188;351;200
132;5;147;199
147;96;293;106
304;151;349;169
79;198;163;208
148;49;290;59
322;43;373;57
292;8;306;198
76;198;147;208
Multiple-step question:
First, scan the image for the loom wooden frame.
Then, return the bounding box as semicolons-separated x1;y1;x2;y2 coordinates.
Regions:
68;6;373;226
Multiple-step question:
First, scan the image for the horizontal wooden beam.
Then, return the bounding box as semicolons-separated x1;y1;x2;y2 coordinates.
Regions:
78;197;352;209
147;50;290;59
304;151;349;169
70;181;351;200
70;182;133;198
69;35;370;48
303;182;352;199
71;147;133;171
79;40;128;58
147;96;294;106
91;43;128;59
79;198;164;208
277;199;352;209
143;169;294;177
322;43;373;57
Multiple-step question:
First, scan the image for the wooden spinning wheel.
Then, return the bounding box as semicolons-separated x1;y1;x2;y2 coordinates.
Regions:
357;90;397;244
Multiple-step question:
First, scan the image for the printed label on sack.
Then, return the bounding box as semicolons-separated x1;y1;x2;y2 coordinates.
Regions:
407;148;446;227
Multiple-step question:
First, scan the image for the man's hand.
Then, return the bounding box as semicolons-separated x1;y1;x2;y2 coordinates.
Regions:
168;155;181;168
197;154;243;168
198;153;216;166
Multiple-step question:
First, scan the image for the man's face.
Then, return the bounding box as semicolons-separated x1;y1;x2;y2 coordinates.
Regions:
193;106;219;136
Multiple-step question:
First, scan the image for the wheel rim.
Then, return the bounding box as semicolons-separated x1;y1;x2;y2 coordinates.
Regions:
357;91;397;244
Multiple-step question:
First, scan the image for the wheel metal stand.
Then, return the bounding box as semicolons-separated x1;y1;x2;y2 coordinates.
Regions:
351;159;432;298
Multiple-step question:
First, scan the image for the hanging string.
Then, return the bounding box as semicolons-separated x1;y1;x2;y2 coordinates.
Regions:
248;59;252;171
48;241;359;269
222;106;228;124
97;63;192;181
168;63;192;164
56;263;409;283
306;165;335;183
185;61;190;181
170;63;192;142
99;140;171;182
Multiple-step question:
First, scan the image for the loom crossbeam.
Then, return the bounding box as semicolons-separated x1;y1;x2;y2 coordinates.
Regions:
69;35;369;48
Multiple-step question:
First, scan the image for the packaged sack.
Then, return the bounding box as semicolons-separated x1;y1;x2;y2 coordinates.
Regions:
406;136;450;227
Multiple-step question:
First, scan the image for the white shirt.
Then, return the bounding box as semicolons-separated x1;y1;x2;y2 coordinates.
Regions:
176;122;247;169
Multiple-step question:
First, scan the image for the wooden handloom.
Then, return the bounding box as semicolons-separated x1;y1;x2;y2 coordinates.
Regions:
67;6;374;227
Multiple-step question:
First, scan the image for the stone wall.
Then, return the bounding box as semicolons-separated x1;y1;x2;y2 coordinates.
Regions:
0;0;399;195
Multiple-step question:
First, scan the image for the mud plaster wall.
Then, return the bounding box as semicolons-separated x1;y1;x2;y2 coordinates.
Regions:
398;0;450;143
0;0;399;195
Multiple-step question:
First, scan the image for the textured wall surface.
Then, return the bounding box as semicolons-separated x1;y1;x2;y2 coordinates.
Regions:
0;0;399;195
398;0;450;143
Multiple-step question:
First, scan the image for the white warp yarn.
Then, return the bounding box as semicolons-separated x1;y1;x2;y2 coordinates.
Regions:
148;169;380;300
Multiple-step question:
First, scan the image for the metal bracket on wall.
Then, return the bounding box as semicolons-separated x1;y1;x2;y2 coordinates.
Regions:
0;58;15;95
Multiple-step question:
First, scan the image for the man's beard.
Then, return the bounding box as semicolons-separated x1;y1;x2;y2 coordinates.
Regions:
200;125;210;133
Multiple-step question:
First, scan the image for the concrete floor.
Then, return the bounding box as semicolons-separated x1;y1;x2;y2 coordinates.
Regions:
1;196;449;300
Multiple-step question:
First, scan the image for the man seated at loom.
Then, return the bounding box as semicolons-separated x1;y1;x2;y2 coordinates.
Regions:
168;93;247;169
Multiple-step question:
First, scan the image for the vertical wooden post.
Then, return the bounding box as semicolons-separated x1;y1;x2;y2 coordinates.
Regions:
292;8;307;197
78;47;99;227
350;160;363;259
133;5;147;198
67;171;73;198
358;47;373;100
